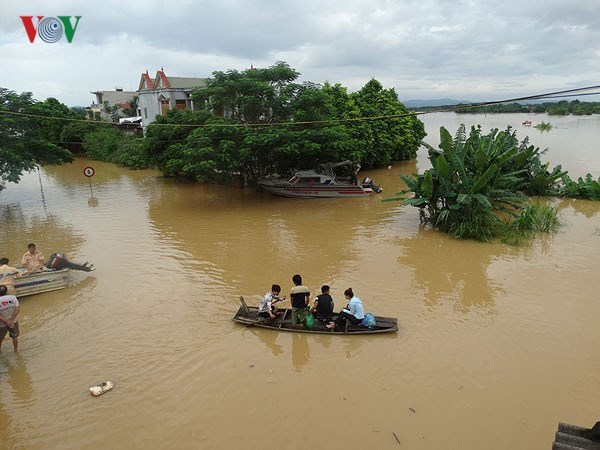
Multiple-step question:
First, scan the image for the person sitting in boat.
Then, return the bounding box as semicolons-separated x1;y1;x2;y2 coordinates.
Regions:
309;284;334;324
258;284;285;320
0;257;21;296
290;274;310;329
22;243;45;274
326;287;364;330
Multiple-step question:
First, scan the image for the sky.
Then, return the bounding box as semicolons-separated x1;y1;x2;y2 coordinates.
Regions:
1;0;599;107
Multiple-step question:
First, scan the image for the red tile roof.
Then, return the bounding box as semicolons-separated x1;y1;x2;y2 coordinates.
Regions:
155;70;172;88
138;72;154;90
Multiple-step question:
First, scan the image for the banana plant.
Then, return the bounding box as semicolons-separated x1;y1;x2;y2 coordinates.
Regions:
397;124;559;240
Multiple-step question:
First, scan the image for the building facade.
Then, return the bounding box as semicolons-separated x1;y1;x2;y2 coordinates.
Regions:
89;88;136;122
137;69;207;129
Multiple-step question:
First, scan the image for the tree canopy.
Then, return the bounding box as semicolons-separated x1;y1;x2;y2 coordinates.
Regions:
146;61;426;183
1;62;427;190
0;88;75;190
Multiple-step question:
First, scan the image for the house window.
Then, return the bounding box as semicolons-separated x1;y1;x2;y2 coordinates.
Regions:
175;99;186;110
143;107;148;119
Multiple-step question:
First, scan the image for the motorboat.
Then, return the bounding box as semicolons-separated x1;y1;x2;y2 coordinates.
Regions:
258;161;382;198
14;253;94;298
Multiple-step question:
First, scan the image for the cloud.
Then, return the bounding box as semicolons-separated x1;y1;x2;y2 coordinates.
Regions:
1;0;599;106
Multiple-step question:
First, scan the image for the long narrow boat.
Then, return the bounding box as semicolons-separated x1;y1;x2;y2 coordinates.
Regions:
232;297;398;335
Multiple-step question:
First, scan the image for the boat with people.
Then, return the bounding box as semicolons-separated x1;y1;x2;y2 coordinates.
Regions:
232;296;397;334
14;252;95;298
257;160;382;198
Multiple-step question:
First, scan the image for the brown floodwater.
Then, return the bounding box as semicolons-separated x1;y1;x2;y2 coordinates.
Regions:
0;113;599;450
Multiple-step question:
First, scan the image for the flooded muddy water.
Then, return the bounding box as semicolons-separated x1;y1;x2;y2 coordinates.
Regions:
1;113;599;449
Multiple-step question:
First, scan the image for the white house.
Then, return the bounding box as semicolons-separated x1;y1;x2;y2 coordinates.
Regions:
137;69;207;129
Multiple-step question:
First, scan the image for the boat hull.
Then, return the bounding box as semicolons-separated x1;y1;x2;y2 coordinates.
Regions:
258;181;371;198
232;304;398;335
14;268;70;297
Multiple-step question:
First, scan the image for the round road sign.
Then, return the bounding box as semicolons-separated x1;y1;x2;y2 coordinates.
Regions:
83;166;95;177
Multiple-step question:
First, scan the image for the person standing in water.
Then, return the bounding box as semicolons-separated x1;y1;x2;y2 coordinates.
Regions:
0;285;20;352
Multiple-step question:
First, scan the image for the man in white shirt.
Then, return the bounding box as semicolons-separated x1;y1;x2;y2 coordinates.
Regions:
0;285;20;352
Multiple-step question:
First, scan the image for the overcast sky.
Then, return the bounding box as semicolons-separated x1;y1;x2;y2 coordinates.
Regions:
1;0;599;106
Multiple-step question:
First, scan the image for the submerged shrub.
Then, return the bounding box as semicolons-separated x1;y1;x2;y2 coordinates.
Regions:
559;174;600;200
502;202;560;245
83;128;148;169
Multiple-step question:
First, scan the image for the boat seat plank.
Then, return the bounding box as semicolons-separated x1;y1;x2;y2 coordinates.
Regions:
553;423;600;450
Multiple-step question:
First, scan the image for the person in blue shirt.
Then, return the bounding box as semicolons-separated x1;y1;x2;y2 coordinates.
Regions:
326;287;364;330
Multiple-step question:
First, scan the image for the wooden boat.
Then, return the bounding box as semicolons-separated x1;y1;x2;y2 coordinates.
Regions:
232;296;398;334
258;161;382;198
14;252;94;298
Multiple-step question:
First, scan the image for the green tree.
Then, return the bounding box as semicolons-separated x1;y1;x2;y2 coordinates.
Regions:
0;88;74;191
150;63;425;183
60;120;105;154
193;61;300;124
188;62;352;181
348;79;425;167
122;96;139;117
83;127;146;169
144;109;213;174
29;97;78;144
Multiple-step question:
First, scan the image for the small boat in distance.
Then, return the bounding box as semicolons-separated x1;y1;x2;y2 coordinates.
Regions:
232;296;398;334
258;160;382;198
14;252;94;298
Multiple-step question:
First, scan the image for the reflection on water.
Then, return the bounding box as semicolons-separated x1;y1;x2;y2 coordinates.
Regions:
0;354;33;449
398;227;501;314
0;114;599;450
249;328;284;356
291;333;310;372
0;203;84;260
3;354;34;405
558;197;600;219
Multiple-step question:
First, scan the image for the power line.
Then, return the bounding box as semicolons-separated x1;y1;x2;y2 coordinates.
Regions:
1;84;599;129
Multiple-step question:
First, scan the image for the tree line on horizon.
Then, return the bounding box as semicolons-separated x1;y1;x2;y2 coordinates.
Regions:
416;99;600;115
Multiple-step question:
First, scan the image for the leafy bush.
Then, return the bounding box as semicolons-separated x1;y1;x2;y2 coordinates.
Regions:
82;128;147;169
559;174;600;200
534;121;552;131
392;125;565;241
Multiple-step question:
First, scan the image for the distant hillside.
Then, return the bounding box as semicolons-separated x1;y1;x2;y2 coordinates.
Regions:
402;98;471;108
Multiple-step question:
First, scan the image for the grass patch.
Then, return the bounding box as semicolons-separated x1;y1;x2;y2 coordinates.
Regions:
501;202;560;245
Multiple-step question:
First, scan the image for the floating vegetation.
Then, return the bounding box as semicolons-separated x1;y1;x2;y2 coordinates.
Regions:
534;121;553;131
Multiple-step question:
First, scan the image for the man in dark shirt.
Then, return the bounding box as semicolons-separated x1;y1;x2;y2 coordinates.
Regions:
290;274;310;329
310;285;334;324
